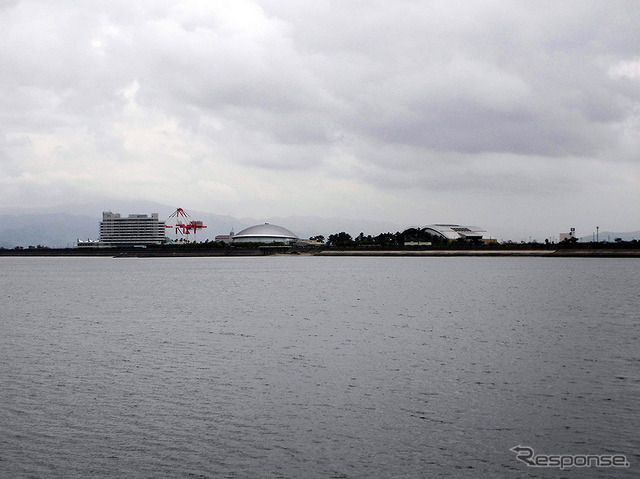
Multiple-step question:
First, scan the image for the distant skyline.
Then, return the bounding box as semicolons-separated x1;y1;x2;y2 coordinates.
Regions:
1;1;639;241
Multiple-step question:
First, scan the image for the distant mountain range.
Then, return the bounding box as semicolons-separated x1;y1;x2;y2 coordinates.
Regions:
578;231;640;242
0;213;97;248
2;201;638;248
0;201;403;248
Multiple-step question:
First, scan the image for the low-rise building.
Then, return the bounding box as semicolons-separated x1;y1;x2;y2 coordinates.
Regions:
559;228;576;242
215;230;235;244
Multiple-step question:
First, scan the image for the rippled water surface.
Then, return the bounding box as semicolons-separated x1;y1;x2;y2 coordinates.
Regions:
1;256;638;478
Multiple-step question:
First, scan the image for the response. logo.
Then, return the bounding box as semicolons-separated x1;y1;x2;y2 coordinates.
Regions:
510;445;630;470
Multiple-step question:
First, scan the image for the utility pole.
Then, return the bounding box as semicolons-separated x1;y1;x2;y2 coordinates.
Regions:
596;226;599;243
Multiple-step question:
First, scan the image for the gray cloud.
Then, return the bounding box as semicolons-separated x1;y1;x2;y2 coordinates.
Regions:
0;0;639;239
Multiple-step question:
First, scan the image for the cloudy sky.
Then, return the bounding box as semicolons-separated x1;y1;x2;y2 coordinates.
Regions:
1;0;639;240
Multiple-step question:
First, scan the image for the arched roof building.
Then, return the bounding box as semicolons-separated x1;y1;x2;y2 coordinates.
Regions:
423;224;488;240
232;223;299;244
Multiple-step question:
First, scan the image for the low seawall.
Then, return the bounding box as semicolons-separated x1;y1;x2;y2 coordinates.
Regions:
0;247;264;257
314;249;640;258
2;248;639;258
314;250;552;257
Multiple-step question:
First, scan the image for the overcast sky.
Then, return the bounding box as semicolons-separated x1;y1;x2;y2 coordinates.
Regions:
1;0;639;240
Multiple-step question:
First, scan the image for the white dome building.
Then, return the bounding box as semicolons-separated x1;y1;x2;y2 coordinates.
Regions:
232;223;299;244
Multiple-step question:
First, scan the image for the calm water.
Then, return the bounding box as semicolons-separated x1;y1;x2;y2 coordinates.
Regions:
0;256;638;478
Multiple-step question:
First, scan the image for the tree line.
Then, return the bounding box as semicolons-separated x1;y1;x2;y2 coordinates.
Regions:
322;228;453;248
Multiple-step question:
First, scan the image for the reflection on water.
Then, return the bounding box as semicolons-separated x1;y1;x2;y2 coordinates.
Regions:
0;256;638;478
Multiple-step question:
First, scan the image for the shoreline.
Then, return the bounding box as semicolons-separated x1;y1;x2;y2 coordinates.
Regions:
1;248;640;258
314;249;640;257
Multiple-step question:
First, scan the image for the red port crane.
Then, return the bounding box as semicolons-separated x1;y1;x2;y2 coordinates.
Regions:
166;208;207;242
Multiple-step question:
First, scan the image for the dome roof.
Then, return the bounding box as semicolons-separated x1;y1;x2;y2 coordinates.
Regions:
233;223;299;240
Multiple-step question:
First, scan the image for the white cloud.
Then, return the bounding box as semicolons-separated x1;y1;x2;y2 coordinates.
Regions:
609;59;640;79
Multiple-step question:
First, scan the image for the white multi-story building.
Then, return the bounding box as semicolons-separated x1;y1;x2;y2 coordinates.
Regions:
99;212;166;247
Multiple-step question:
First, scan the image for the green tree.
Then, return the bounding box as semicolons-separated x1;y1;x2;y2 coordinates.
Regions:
327;232;353;246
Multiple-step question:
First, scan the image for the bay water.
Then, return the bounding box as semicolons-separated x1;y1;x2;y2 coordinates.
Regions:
1;256;638;478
